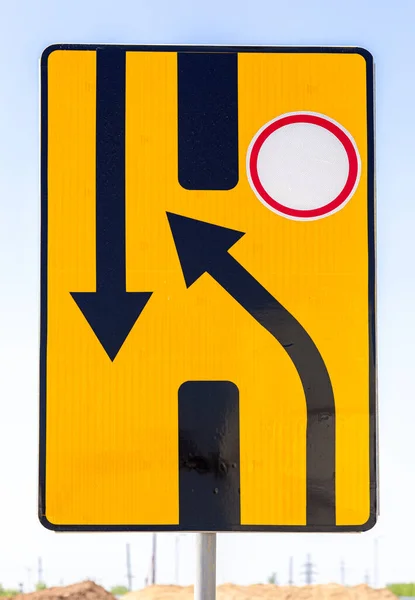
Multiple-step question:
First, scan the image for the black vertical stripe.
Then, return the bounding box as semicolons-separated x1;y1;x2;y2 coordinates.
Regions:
177;52;239;191
178;381;241;529
306;411;336;525
96;48;126;291
70;48;153;362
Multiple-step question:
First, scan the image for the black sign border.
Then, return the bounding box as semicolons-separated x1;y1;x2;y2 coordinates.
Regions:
39;44;377;533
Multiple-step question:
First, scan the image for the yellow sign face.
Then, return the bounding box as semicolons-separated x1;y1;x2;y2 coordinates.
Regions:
39;45;376;532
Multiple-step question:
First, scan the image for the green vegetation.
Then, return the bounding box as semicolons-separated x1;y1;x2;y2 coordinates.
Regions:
0;585;19;598
110;586;129;596
388;583;415;597
36;583;47;591
267;573;278;585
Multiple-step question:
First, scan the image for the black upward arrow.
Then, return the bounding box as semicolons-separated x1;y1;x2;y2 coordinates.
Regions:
71;49;152;361
167;212;336;526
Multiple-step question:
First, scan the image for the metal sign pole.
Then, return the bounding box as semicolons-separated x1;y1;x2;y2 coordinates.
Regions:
195;533;216;600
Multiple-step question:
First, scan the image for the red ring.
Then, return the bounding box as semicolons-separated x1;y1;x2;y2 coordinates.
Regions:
248;114;360;219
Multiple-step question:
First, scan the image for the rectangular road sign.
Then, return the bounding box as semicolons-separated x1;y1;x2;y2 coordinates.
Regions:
39;45;376;532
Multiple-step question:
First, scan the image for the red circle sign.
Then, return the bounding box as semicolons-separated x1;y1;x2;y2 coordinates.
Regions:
247;112;361;220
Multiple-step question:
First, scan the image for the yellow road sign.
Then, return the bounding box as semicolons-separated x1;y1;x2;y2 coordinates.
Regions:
39;44;376;532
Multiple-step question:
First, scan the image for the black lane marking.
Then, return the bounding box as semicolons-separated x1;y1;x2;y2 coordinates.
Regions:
179;380;241;529
70;48;152;361
177;52;239;191
167;213;336;527
95;47;126;293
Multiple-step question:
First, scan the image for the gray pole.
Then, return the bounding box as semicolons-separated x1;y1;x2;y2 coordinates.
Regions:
195;533;216;600
289;557;294;586
374;538;379;588
126;543;133;591
302;554;316;585
151;534;157;585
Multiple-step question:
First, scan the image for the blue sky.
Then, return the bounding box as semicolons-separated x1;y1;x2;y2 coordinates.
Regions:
0;0;414;591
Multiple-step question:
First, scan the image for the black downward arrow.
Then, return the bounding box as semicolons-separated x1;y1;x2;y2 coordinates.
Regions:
167;212;336;527
71;49;152;361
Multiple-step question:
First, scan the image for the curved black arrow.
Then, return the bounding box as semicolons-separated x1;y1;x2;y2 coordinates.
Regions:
167;212;336;526
71;49;152;361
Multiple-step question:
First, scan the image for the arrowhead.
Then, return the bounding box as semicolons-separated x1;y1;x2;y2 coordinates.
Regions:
70;291;152;361
166;213;245;287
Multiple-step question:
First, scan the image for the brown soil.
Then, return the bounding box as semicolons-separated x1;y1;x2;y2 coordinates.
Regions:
7;582;398;600
123;584;397;600
7;581;115;600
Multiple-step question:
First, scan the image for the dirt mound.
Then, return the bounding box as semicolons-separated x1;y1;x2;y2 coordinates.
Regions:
8;581;115;600
123;584;397;600
7;583;398;600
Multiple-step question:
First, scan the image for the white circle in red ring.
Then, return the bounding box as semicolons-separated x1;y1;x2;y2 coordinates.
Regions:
246;111;361;221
